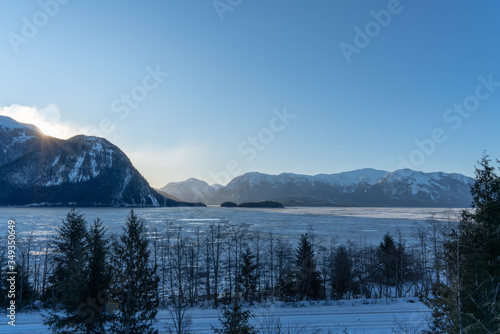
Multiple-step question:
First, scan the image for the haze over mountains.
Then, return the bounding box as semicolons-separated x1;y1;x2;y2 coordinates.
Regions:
161;169;473;207
0;115;185;207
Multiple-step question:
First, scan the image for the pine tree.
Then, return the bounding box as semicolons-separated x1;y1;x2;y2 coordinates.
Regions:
44;211;114;333
212;302;259;334
110;210;159;334
44;208;89;333
378;233;399;291
331;245;352;300
377;233;408;297
239;248;258;303
429;154;500;333
458;154;500;333
79;218;113;333
295;234;321;300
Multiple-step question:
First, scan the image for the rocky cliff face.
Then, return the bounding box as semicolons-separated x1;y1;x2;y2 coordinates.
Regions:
0;115;179;207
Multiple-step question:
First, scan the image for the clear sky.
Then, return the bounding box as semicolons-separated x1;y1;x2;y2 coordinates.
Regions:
1;0;499;188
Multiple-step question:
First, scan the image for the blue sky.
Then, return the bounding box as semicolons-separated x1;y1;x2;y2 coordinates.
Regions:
1;0;499;187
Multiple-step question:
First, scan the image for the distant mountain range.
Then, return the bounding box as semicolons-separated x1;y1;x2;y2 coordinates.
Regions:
0;115;193;207
1;115;474;208
160;169;473;207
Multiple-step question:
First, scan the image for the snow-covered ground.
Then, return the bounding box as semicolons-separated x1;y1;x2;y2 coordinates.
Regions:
1;298;430;333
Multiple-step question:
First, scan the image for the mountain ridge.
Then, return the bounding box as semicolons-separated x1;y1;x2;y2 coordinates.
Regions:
0;115;191;207
161;168;473;207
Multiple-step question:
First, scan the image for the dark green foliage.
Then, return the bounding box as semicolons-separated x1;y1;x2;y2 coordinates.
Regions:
376;232;412;298
239;248;258;302
44;210;114;333
79;218;113;333
51;208;88;310
44;209;89;332
238;201;284;208
110;210;159;334
378;233;399;286
221;202;238;207
428;154;500;333
273;238;295;301
294;234;321;300
331;245;352;299
212;302;259;334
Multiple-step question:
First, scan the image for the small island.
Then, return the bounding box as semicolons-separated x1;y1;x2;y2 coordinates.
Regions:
220;200;284;208
220;201;238;207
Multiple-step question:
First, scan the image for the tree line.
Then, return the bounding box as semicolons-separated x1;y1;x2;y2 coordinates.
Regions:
1;154;499;333
0;209;456;333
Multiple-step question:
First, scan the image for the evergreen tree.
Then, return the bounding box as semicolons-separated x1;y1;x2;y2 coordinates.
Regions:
274;238;295;301
294;234;321;300
44;211;114;333
331;245;352;300
378;233;398;287
110;210;159;334
429;154;500;333
377;233;408;297
239;248;258;303
79;218;113;333
44;208;89;333
212;302;259;334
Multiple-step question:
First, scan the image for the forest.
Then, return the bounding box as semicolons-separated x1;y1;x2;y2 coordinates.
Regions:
1;155;499;333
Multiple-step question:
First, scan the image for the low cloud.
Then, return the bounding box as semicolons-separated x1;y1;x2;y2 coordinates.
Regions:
0;104;85;139
0;104;207;188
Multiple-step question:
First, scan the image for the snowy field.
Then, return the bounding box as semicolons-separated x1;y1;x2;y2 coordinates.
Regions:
1;298;430;333
0;206;465;245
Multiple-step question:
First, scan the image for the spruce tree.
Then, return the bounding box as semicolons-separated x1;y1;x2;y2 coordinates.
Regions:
44;208;89;333
429;154;500;333
295;234;321;300
239;248;258;303
44;211;114;333
212;302;259;334
331;245;352;300
80;218;113;333
458;155;500;333
110;210;159;334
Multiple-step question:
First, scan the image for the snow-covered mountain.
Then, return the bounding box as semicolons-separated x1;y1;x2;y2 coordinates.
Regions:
160;178;222;203
163;169;473;207
0;115;186;207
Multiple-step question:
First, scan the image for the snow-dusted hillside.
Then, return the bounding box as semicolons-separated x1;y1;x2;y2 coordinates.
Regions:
165;169;473;207
160;178;222;203
0;115;40;132
0;115;180;207
0;116;43;166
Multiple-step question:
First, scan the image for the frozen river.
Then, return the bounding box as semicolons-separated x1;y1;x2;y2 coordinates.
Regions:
0;206;466;245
